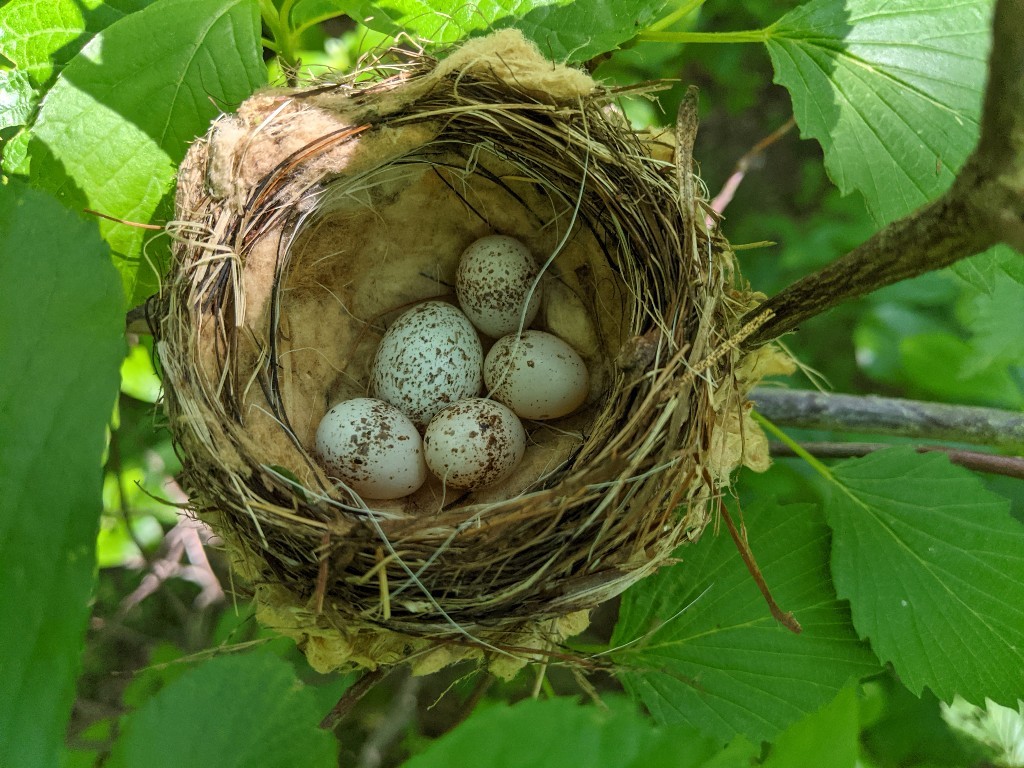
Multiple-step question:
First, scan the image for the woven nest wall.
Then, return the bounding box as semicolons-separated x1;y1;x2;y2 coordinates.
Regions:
154;30;791;678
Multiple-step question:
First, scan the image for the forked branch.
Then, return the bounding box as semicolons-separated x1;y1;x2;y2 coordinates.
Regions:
740;0;1024;350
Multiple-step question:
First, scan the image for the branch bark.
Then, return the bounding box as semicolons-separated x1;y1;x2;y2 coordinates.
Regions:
741;0;1024;350
769;441;1024;480
751;388;1024;451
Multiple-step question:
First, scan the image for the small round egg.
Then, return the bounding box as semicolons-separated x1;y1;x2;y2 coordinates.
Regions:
423;398;526;490
370;301;483;428
484;331;589;420
315;398;427;500
455;235;542;338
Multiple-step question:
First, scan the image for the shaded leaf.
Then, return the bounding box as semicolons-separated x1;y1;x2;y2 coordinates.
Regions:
350;0;671;63
899;333;1023;409
827;448;1024;704
766;0;991;226
108;652;338;768
762;687;859;768
28;0;266;304
958;274;1024;373
953;245;1024;292
0;181;123;768
860;674;986;767
289;0;355;34
612;499;879;743
402;697;756;768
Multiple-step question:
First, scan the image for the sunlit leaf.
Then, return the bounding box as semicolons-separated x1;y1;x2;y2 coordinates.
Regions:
28;0;266;304
0;69;37;129
766;0;991;225
349;0;672;62
0;0;152;86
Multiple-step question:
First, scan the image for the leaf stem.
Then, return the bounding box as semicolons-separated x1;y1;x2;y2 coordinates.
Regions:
259;0;297;70
645;0;707;33
637;29;768;44
751;411;834;481
718;499;802;634
279;0;299;27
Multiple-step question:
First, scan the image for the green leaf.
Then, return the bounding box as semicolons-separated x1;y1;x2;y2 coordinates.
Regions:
765;0;991;226
289;0;353;34
107;651;338;768
1;125;32;175
958;274;1024;373
953;245;1024;292
827;448;1024;705
28;0;267;304
762;687;860;768
350;0;672;63
402;697;757;768
612;499;879;743
0;0;151;87
860;675;985;767
0;181;123;768
0;68;38;129
899;333;1023;409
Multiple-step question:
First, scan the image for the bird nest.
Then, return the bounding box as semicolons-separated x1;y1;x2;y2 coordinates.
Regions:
154;30;789;678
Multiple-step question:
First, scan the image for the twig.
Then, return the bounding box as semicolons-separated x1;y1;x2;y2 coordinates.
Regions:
770;441;1024;479
717;498;802;634
751;389;1024;451
740;0;1024;349
708;117;796;225
438;673;493;736
84;207;163;230
320;667;392;731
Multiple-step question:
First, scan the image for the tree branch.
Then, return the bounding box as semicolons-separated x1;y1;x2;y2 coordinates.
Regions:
770;441;1024;480
741;0;1024;350
751;388;1024;451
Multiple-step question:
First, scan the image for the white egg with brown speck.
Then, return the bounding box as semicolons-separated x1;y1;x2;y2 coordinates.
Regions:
315;398;426;500
423;398;526;489
456;235;542;338
370;301;483;428
484;330;589;420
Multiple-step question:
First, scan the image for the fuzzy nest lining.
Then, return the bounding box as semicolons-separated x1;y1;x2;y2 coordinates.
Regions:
156;30;791;677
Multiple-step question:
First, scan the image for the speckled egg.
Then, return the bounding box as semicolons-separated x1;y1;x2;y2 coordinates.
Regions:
455;235;542;338
315;398;427;500
484;330;589;420
423;398;526;489
370;301;484;428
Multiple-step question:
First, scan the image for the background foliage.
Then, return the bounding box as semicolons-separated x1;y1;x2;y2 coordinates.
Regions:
1;0;1022;766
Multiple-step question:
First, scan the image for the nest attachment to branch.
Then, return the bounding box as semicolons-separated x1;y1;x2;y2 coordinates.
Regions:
155;30;791;678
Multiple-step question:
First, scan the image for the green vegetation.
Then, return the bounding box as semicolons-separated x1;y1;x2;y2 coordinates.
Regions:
1;0;1022;765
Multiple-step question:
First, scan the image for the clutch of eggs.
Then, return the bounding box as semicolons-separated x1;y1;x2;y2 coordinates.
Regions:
315;235;592;500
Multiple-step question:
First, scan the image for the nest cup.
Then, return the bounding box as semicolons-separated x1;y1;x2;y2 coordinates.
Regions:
156;30;788;677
